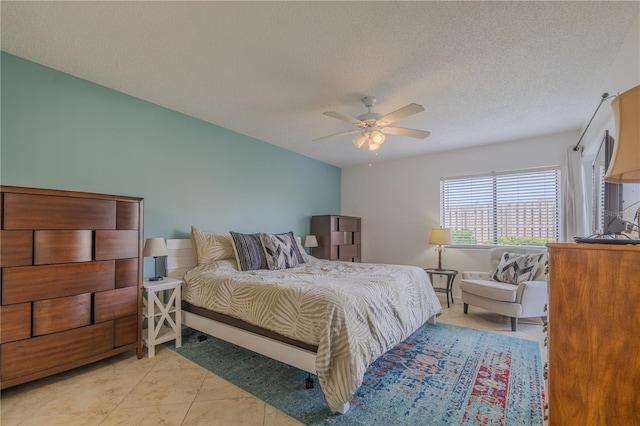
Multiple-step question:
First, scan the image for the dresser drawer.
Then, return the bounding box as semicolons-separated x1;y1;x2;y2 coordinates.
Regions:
0;322;114;381
3;193;116;230
337;217;359;232
338;244;359;260
0;231;33;267
114;314;138;347
34;230;93;265
33;293;91;336
95;230;139;260
2;261;115;304
0;303;31;344
331;232;353;245
116;258;139;288
116;201;140;230
94;287;138;322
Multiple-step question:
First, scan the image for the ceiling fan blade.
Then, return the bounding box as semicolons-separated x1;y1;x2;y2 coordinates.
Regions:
377;103;425;125
323;111;364;126
312;129;360;142
381;126;431;139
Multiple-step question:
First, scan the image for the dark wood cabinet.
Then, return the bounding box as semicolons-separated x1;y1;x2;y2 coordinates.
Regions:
0;186;144;388
546;243;640;425
310;215;361;262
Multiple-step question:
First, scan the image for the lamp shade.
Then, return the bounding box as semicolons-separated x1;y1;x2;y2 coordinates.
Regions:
352;133;367;148
304;235;318;248
605;85;640;183
429;228;452;245
143;238;168;257
370;130;386;145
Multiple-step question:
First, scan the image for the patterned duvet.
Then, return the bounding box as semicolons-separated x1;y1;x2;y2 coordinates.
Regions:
182;257;442;412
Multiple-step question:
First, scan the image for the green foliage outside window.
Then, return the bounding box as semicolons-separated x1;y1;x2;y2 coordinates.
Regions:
451;228;550;246
491;236;550;247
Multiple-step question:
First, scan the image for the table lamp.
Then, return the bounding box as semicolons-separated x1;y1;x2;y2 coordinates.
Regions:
304;235;318;255
143;237;168;281
429;228;452;271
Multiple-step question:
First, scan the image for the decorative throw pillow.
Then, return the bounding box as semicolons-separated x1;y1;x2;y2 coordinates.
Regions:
492;252;545;285
259;232;305;270
191;226;235;264
230;232;268;271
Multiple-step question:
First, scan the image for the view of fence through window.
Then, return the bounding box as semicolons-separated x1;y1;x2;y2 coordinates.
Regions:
440;168;560;246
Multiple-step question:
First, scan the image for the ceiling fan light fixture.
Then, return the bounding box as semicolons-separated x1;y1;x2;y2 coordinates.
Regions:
370;130;385;145
367;139;381;151
315;96;429;152
352;133;367;148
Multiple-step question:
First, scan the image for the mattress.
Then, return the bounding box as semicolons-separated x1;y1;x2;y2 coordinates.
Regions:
182;257;442;412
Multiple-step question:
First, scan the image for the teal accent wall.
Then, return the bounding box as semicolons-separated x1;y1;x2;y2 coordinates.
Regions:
1;52;340;277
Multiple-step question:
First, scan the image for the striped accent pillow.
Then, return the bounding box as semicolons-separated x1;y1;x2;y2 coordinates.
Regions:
230;232;268;271
259;232;305;270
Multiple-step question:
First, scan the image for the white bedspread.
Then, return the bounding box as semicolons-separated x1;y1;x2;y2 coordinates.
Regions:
182;257;442;412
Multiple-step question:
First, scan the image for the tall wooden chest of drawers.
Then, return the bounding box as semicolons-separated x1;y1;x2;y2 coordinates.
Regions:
310;215;361;262
0;186;144;388
546;243;640;425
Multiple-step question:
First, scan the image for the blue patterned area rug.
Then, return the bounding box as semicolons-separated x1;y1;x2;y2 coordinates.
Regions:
167;323;544;425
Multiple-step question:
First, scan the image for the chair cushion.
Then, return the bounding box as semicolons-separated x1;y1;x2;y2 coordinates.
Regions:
492;252;546;284
460;279;519;303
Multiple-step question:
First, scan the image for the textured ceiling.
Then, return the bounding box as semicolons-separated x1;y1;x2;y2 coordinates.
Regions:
2;1;638;167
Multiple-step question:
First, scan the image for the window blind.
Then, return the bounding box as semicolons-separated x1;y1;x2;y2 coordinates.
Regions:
441;167;560;246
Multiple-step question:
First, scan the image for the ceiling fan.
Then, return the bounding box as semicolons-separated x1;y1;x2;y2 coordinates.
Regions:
313;96;430;151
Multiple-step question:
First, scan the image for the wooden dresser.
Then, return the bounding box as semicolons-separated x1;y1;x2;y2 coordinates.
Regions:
546;243;640;425
0;186;144;388
310;215;361;262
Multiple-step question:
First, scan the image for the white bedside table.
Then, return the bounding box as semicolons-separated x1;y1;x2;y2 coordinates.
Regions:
143;277;182;357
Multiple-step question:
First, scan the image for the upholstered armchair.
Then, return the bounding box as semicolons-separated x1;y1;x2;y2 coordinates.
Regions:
460;247;548;332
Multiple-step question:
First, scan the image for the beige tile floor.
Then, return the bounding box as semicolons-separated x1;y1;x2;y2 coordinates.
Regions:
0;295;545;426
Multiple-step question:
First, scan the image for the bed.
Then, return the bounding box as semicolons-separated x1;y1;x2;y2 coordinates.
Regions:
166;237;442;414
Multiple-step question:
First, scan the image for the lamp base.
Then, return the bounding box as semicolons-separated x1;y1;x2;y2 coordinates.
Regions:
436;246;444;271
149;257;164;281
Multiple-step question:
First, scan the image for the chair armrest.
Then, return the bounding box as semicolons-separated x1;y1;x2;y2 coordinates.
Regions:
516;280;548;316
461;271;493;280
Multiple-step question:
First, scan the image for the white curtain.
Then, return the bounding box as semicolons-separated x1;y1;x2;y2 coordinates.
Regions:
561;146;589;242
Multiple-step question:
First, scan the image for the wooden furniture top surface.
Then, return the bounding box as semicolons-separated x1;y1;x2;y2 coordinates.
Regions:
547;242;640;252
0;185;143;202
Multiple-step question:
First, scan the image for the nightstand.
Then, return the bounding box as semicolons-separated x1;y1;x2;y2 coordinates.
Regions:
143;277;182;357
424;268;458;308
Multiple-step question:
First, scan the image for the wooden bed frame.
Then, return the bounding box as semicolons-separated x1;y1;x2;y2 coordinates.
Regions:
165;239;348;413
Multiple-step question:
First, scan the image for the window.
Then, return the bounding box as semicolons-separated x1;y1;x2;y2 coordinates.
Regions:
440;167;560;246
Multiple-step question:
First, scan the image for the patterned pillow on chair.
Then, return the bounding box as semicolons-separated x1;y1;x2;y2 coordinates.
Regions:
492;252;545;285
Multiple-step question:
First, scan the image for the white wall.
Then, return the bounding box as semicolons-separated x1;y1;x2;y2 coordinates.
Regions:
341;131;573;295
579;13;640;235
342;13;640;297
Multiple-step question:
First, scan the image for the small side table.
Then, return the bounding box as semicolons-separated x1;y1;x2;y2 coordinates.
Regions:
143;277;182;357
424;268;458;308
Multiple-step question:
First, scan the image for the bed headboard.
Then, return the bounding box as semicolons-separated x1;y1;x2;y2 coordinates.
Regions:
166;239;197;279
